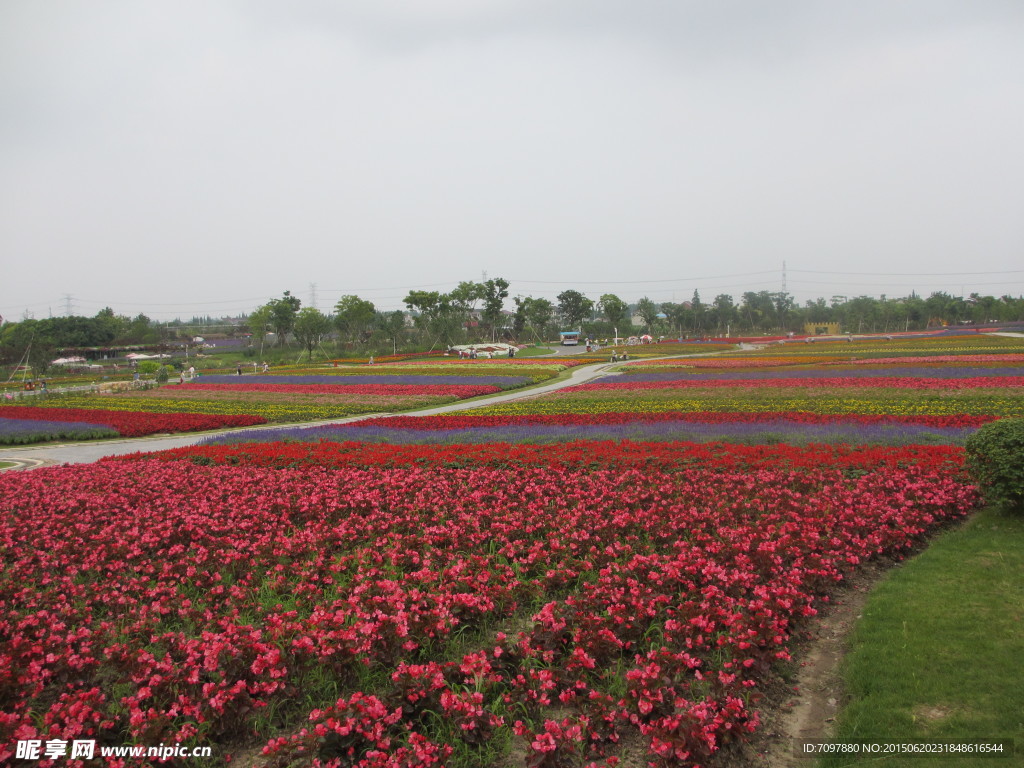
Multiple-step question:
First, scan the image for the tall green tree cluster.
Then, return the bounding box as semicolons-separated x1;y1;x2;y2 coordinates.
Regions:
402;278;510;348
0;309;162;375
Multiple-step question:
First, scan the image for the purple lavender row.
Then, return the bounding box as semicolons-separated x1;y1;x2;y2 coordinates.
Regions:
198;374;532;387
200;420;974;447
611;366;1024;383
0;417;119;445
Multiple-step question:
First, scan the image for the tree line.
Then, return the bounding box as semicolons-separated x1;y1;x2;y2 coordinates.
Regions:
3;285;1023;372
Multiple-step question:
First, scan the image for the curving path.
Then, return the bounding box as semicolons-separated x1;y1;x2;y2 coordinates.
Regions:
0;354;640;468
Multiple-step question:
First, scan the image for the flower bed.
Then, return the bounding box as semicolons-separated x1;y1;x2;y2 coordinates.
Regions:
601;342;737;357
0;405;266;437
117;438;967;473
200;373;533;388
174;382;504;398
23;391;470;423
343;412;998;430
475;389;1024;418
1;447;976;764
614;366;1024;382
388;359;593;368
623;356;851;369
573;376;1024;392
189;411;992;448
203;420;975;447
0;417;119;445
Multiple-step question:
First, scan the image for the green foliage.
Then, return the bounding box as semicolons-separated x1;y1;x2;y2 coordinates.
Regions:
634;296;658;330
597;294;628;327
266;291;302;344
334;295;376;342
480;277;510;338
136;360;161;375
155;365;172;383
293;307;332;359
247;304;274;343
556;290;593;330
964;418;1024;511
520;297;554;342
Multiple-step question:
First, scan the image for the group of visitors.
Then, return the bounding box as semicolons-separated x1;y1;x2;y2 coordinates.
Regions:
453;346;518;359
234;362;270;376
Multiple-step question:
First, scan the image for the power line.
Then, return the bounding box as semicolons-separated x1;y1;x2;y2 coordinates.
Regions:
788;278;1024;288
74;296;272;307
790;268;1024;277
507;270;779;285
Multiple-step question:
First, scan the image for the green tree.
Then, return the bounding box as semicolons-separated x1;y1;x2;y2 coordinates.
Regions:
334;295;377;343
635;297;659;331
710;294;737;335
267;291;301;345
0;319;57;376
804;297;831;323
94;307;127;343
556;290;593;330
376;310;408;354
847;295;879;334
690;290;705;333
448;282;485;340
292;307;331;360
247;305;274;347
480;278;510;341
660;302;688;337
598;294;629;328
125;313;159;344
740;291;777;332
404;290;461;347
770;292;795;331
511;297;529;339
523;297;554;342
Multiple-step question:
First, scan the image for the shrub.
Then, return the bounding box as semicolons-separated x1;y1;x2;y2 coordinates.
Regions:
964;418;1024;511
156;365;172;383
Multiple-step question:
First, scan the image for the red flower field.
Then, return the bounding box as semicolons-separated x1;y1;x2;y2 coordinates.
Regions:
174;382;503;397
0;405;266;437
0;444;977;766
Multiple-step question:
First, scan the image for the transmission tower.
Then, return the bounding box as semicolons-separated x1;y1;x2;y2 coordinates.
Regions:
63;294;75;316
781;261;787;295
309;283;318;311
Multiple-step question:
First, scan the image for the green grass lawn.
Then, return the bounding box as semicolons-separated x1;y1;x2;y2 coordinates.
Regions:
821;504;1024;767
0;461;14;470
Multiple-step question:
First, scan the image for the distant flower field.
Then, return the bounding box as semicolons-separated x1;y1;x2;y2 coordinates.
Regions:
0;359;570;440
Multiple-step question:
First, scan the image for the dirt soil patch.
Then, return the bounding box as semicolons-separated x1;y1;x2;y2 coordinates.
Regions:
731;563;895;768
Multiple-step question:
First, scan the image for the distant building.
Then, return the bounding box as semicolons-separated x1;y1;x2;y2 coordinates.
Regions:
804;322;841;336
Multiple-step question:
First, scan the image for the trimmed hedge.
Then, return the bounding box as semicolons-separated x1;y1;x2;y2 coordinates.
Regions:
964;418;1024;511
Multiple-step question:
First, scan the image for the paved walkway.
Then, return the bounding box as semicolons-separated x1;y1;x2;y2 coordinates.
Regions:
0;351;656;469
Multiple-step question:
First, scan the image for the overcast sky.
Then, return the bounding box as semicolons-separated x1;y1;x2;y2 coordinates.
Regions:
2;1;1023;321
